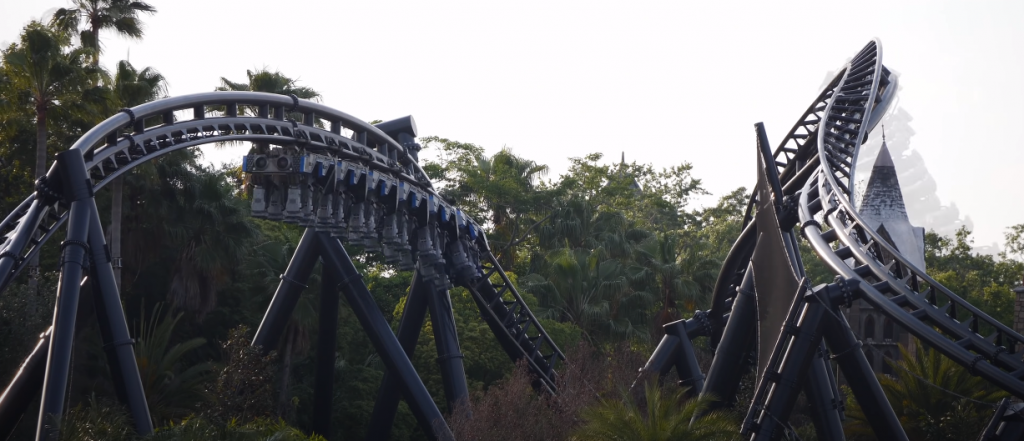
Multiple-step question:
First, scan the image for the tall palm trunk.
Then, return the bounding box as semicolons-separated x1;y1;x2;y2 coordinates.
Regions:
30;104;47;288
92;23;126;291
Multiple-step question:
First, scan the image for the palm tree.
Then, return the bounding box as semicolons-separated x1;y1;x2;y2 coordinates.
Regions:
633;233;720;332
163;167;259;319
216;69;320;418
117;150;257;318
215;69;321;129
526;246;651;343
462;149;551;267
217;69;320;100
572;382;738;441
50;0;157;67
245;240;320;417
538;197;638;257
135;305;216;425
52;1;157;293
107;60;166;289
2;22;101;285
844;343;1006;441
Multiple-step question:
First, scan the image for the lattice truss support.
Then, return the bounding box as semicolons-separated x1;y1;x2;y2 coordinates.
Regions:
634;40;1024;441
0;92;564;441
3;38;1024;441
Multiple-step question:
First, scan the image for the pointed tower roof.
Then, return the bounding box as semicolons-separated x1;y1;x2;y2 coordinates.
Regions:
873;136;895;168
858;130;927;269
860;136;907;222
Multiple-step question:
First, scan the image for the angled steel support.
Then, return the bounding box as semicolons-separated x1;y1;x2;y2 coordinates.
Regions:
979;398;1024;441
317;233;452;441
312;265;340;440
634;334;681;388
633;315;709;398
700;264;757;411
665;318;706;395
367;271;431;441
253;228;320;351
819;291;907;441
0;329;50;439
743;282;827;441
36;149;92;441
426;284;469;415
803;343;845;441
85;201;153;435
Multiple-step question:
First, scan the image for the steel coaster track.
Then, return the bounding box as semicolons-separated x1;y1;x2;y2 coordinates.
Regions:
0;92;563;391
707;40;897;346
797;42;1024;398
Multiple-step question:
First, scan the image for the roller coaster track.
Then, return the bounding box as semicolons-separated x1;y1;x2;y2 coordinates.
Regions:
798;44;1024;397
680;39;1024;440
5;38;1022;440
706;41;896;344
0;92;562;440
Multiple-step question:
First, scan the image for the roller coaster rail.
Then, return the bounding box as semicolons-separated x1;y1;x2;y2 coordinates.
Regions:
3;38;1024;441
635;39;1024;441
0;91;564;441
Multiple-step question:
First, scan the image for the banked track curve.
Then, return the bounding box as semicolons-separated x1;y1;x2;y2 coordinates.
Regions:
0;91;565;439
704;39;1024;400
798;41;1024;398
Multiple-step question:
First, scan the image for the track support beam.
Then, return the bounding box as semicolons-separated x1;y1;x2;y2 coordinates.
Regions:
700;265;757;413
253;229;319;351
367;271;432;440
819;292;907;441
318;233;452;441
312;263;340;440
427;284;470;414
36;149;92;441
85;199;153;435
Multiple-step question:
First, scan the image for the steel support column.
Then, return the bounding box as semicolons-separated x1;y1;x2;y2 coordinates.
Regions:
426;285;469;415
664;319;705;396
820;301;907;441
36;149;92;441
746;290;826;441
0;329;50;439
85;201;153;435
367;271;431;441
312;265;340;440
253;228;320;351
803;343;845;441
701;264;757;411
633;334;680;388
317;233;452;441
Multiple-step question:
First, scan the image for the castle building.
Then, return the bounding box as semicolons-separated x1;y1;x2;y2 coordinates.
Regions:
846;132;925;375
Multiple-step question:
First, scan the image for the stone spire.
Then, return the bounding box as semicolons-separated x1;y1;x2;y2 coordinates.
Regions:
859;139;905;221
858;129;927;269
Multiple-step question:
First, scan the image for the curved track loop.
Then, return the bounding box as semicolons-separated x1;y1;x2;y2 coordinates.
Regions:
797;41;1024;398
707;41;899;347
0;92;564;391
2;92;432;288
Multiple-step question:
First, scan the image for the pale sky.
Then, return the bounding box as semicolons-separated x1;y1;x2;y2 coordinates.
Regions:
2;1;1022;250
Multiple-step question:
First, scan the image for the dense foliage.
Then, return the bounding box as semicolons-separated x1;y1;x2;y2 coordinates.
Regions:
0;7;1022;441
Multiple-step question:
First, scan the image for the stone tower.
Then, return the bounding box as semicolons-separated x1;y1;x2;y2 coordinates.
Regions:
846;131;924;374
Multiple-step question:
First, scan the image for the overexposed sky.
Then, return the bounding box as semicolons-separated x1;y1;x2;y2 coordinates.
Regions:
2;1;1022;249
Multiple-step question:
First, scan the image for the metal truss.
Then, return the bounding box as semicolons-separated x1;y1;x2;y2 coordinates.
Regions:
636;39;1024;441
0;92;563;440
4;37;1023;441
